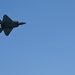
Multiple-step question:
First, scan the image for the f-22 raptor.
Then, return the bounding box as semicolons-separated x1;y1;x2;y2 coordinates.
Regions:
0;14;26;36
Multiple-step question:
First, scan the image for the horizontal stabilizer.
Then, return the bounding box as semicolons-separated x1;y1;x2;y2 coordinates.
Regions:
0;28;2;33
0;20;1;22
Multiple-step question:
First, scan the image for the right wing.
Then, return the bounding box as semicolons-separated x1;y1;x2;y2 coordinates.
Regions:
4;28;13;36
3;14;12;22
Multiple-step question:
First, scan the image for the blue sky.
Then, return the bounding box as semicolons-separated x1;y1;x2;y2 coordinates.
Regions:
0;0;75;75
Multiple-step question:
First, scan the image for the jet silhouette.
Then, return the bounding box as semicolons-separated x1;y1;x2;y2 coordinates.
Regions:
0;14;26;36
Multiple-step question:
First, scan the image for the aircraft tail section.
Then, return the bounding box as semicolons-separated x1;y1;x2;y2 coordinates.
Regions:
0;20;2;23
0;29;2;33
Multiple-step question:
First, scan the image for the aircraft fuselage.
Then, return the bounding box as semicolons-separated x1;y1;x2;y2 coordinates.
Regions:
0;21;26;29
0;21;19;29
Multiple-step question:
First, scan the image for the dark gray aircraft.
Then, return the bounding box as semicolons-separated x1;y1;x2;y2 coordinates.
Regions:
0;14;26;36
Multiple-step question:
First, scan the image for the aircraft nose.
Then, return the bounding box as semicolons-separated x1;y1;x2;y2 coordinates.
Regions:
18;22;26;25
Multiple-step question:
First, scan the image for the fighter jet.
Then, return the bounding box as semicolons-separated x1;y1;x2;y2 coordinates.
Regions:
0;14;26;36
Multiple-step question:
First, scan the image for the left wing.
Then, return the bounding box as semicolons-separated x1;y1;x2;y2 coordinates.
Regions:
3;15;12;22
4;28;13;36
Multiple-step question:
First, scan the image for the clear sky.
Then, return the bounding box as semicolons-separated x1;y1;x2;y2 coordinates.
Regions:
0;0;75;75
